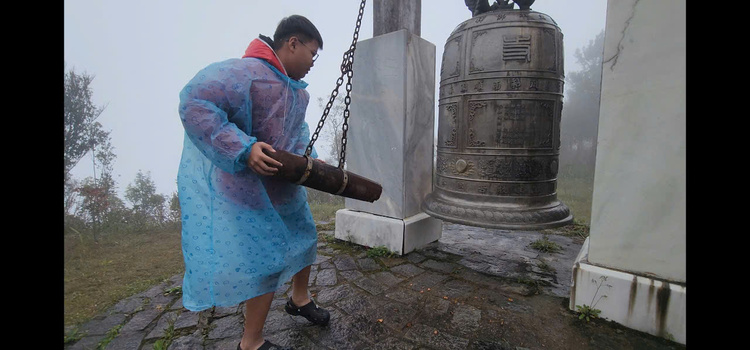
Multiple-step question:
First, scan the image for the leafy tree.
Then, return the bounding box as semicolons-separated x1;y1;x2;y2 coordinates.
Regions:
560;30;605;177
70;139;119;239
168;192;181;224
64;178;81;219
64;178;86;234
64;63;110;183
100;193;129;233
315;94;346;165
64;63;120;238
75;175;118;241
567;30;606;99
125;170;166;228
64;64;121;238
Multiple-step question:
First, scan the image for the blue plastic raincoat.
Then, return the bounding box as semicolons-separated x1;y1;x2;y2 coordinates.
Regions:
177;47;319;311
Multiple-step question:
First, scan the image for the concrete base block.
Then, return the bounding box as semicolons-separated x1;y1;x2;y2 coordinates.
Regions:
334;209;442;255
570;238;686;345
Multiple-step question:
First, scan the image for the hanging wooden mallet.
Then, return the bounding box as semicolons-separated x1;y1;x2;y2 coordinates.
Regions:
263;149;381;203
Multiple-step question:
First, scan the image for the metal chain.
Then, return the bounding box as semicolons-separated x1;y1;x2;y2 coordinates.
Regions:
305;0;366;170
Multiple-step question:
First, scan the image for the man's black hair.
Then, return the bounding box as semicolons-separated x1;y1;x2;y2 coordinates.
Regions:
272;15;323;51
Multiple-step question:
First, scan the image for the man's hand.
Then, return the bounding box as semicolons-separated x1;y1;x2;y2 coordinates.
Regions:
248;142;283;176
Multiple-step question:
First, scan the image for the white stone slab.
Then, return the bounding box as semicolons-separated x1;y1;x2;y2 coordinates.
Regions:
570;238;686;345
346;29;436;220
334;209;442;255
403;212;443;254
335;209;403;254
588;0;685;282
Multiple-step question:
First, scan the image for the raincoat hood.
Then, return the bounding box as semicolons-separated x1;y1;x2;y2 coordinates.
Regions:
242;36;308;89
243;37;286;76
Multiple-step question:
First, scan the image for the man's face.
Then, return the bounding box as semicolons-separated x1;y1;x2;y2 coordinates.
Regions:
289;37;319;80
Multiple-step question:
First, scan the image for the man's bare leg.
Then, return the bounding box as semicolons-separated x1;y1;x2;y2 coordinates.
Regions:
285;265;330;326
239;291;274;350
290;265;312;306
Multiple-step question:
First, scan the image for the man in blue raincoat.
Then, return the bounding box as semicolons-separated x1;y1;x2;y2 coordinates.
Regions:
177;15;328;350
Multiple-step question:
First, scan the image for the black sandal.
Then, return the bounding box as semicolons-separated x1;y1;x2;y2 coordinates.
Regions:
284;297;330;326
237;340;293;350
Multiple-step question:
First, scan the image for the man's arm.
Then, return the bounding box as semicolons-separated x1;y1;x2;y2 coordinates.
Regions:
178;66;257;174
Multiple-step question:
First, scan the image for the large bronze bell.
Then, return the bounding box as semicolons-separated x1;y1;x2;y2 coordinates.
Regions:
422;4;573;230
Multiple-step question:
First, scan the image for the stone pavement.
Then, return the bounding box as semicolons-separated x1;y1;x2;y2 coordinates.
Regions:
65;223;685;350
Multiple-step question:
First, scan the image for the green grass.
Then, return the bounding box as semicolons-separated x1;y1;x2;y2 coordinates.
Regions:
97;324;123;349
153;314;178;350
550;219;590;241
366;245;396;258
64;230;184;328
317;230;369;256
309;201;344;223
64;327;86;345
529;236;562;253
316;222;336;232
536;259;556;273
556;169;594;226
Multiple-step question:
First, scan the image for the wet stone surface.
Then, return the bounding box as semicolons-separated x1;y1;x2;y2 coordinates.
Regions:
80;313;128;336
333;255;357;271
358;257;381;271
339;269;364;281
66;223;685;350
390;263;425;278
315;268;337;286
120;309;162;333
370;271;404;287
68;334;106;350
145;311;179;340
353;276;388;295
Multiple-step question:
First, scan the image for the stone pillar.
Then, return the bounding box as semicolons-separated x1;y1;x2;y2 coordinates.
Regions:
335;0;442;255
373;0;421;36
569;0;685;345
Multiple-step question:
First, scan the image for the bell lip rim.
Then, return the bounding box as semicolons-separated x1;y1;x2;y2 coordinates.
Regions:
423;189;566;209
421;193;574;230
422;206;574;231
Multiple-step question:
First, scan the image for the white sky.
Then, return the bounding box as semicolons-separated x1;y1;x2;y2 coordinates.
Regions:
64;0;607;199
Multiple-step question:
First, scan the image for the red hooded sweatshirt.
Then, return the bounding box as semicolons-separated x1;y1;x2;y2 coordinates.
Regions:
242;37;287;76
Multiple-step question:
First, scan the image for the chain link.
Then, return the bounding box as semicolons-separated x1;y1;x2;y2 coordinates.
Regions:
305;0;366;170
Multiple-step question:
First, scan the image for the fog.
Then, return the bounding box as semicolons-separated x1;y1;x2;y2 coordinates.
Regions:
65;0;607;215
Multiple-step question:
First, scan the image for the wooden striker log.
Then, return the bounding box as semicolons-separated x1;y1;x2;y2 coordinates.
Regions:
263;149;382;203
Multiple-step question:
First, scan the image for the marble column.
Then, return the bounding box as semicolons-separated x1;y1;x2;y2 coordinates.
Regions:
373;0;421;36
335;0;442;255
569;0;685;345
